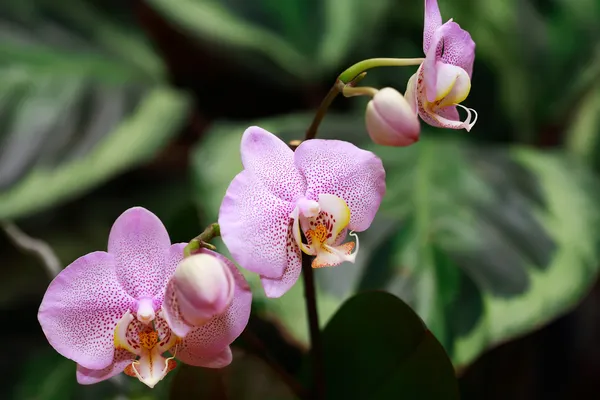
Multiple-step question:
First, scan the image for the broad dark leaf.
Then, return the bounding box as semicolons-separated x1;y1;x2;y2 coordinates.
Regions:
146;0;392;83
315;291;458;399
0;0;190;219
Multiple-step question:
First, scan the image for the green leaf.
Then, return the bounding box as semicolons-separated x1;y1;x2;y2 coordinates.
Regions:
191;114;600;369
12;347;123;400
315;291;458;399
12;349;76;400
565;82;600;172
0;0;191;219
146;0;392;82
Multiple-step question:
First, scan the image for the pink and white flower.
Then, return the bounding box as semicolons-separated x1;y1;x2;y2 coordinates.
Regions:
406;0;477;131
219;126;386;298
38;207;251;388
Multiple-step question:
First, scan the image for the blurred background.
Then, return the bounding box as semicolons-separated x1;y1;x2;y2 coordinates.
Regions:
2;0;600;398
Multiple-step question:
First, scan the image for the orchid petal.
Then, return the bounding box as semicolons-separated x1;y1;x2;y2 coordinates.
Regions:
439;21;475;77
423;0;442;53
313;233;359;269
153;243;187;309
422;103;477;131
303;195;358;269
437;105;461;121
418;104;460;129
113;311;145;355
294;140;385;232
423;21;475;103
431;62;458;102
240;126;306;202
108;207;171;299
260;209;303;298
423;26;445;103
219;170;297;278
38;251;133;370
155;312;179;353
176;251;251;361
76;349;135;385
435;63;471;107
260;254;302;298
301;194;350;247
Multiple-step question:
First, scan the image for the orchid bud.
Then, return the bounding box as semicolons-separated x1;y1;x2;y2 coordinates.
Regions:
164;253;235;337
365;87;420;146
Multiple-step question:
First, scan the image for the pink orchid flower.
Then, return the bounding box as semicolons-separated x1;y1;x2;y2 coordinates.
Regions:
219;126;386;298
38;207;251;388
405;0;477;131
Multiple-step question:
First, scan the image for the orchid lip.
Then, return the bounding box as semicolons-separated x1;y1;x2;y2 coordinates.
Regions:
128;348;176;388
115;310;179;388
456;104;478;131
291;194;360;268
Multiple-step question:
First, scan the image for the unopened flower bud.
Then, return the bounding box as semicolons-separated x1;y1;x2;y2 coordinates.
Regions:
163;253;235;337
365;87;420;146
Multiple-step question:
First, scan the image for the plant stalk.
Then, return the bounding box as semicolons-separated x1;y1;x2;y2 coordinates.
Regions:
301;254;326;399
338;57;425;83
304;81;344;142
184;222;221;257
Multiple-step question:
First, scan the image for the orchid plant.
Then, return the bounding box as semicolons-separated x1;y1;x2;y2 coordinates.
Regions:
37;0;475;397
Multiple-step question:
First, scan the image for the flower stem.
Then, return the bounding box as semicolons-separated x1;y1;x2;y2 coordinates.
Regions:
338;57;425;84
342;86;379;98
303;58;423;142
184;223;221;257
304;81;344;141
301;253;326;399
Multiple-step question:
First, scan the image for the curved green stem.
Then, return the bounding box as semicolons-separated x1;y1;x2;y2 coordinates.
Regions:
342;86;379;98
338;57;425;84
304;58;423;141
304;80;345;141
184;223;221;257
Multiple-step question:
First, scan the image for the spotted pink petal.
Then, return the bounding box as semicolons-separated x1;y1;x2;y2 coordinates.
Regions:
108;207;172;299
175;252;251;363
219;170;297;278
38;251;134;370
240;126;306;202
417;99;462;129
163;279;191;338
153;243;188;309
436;105;460;121
423;0;442;53
294;139;386;232
260;258;302;298
76;349;134;385
438;22;475;78
424;21;475;102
